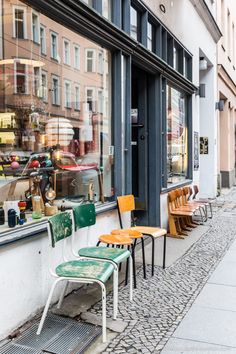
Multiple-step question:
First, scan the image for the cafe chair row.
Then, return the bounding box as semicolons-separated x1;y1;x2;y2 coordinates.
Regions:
167;186;209;239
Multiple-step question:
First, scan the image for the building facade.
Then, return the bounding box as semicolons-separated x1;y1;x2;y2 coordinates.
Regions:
0;0;221;340
216;0;236;188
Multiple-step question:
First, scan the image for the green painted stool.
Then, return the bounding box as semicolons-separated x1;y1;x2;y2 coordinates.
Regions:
36;211;115;343
72;204;133;312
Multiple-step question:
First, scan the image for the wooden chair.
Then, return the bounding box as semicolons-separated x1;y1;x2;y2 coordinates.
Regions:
117;194;167;275
37;211;116;343
71;204;133;307
167;190;193;238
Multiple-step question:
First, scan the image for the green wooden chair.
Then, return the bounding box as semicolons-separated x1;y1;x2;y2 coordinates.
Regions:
36;211;115;343
71;203;133;313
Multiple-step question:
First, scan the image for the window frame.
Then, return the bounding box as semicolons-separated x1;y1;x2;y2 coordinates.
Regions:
40;25;46;55
50;31;59;60
41;70;48;102
31;10;40;43
74;84;80;111
51;74;60;105
14;61;28;94
64;79;72;108
85;48;96;72
86;86;95;112
63;38;71;66
73;44;80;70
13;5;27;39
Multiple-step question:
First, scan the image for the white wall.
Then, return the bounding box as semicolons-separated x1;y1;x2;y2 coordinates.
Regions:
0;209;122;340
142;0;218;222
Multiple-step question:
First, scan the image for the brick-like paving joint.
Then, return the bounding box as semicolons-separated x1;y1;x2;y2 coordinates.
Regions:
87;189;236;354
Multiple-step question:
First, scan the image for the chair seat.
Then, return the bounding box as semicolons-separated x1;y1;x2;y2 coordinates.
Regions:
56;260;114;283
112;229;143;239
79;247;131;264
131;226;167;238
99;234;132;246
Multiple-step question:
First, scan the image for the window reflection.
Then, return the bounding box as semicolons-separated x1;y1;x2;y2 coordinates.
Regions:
166;85;188;185
130;7;138;40
0;0;113;211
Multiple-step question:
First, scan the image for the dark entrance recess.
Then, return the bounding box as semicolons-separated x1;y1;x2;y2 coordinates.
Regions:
131;64;149;224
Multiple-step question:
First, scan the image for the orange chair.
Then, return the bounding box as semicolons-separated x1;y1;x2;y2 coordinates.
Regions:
117;195;167;275
97;233;137;288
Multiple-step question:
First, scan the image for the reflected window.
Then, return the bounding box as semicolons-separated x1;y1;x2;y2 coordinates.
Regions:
0;0;113;212
14;62;28;94
75;85;80;110
13;7;26;39
52;76;60;105
64;81;71;108
40;26;46;55
74;45;80;70
147;22;152;51
32;12;39;43
86;49;96;72
130;7;138;40
102;0;112;20
64;40;70;65
51;32;58;60
166;85;188;185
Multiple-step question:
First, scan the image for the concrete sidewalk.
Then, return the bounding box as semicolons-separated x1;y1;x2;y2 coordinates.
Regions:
161;229;236;353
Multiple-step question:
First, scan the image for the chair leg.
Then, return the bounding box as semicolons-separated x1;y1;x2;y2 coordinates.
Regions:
113;266;118;320
163;234;166;269
101;283;107;343
129;255;133;301
151;236;155;276
141;237;146;279
37;278;62;335
57;281;69;309
96;241;100;246
125;246;130;286
209;203;213;218
131;244;136;289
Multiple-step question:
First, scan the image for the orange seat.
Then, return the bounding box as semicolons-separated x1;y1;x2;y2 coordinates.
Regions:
117;195;167;275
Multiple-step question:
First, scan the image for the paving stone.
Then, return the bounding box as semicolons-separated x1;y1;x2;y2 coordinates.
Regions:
81;190;236;353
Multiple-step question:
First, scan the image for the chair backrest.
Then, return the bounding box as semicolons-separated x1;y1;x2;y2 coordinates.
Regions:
48;211;73;247
117;195;135;213
73;203;96;230
193;185;199;199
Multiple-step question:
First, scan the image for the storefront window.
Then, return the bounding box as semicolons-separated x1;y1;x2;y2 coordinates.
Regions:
130;6;138;40
166;85;188;185
0;0;113;219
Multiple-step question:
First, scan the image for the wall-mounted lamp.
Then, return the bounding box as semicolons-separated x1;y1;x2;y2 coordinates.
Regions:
215;100;224;111
199;57;208;70
196;83;206;97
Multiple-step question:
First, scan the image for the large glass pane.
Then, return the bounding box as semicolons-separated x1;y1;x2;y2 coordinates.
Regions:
0;0;113;223
166;85;188;185
130;7;138;40
102;0;112;20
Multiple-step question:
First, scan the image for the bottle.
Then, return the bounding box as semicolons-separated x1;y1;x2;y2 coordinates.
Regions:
0;207;5;225
8;209;17;228
32;196;42;219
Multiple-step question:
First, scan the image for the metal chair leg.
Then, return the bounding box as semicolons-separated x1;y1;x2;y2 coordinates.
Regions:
129;255;133;301
141;237;146;279
37;278;62;335
131;244;136;289
125;245;130;286
100;282;107;343
57;281;68;309
151;236;155;276
163;234;166;269
113;266;118;320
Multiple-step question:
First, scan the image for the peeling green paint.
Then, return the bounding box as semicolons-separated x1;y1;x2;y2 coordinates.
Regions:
56;260;114;283
79;247;130;264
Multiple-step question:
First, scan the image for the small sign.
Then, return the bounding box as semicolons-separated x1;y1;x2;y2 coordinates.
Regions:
194;131;199;170
200;137;208;154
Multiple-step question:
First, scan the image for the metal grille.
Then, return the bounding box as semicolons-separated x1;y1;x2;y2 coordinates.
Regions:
0;314;101;354
0;344;41;354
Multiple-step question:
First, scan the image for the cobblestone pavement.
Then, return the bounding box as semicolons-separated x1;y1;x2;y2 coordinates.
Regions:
88;188;236;354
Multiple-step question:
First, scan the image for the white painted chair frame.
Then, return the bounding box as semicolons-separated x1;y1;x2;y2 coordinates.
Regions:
36;213;116;343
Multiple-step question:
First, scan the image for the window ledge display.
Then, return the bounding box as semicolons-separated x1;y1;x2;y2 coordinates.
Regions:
0;215;48;246
0;201;117;247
